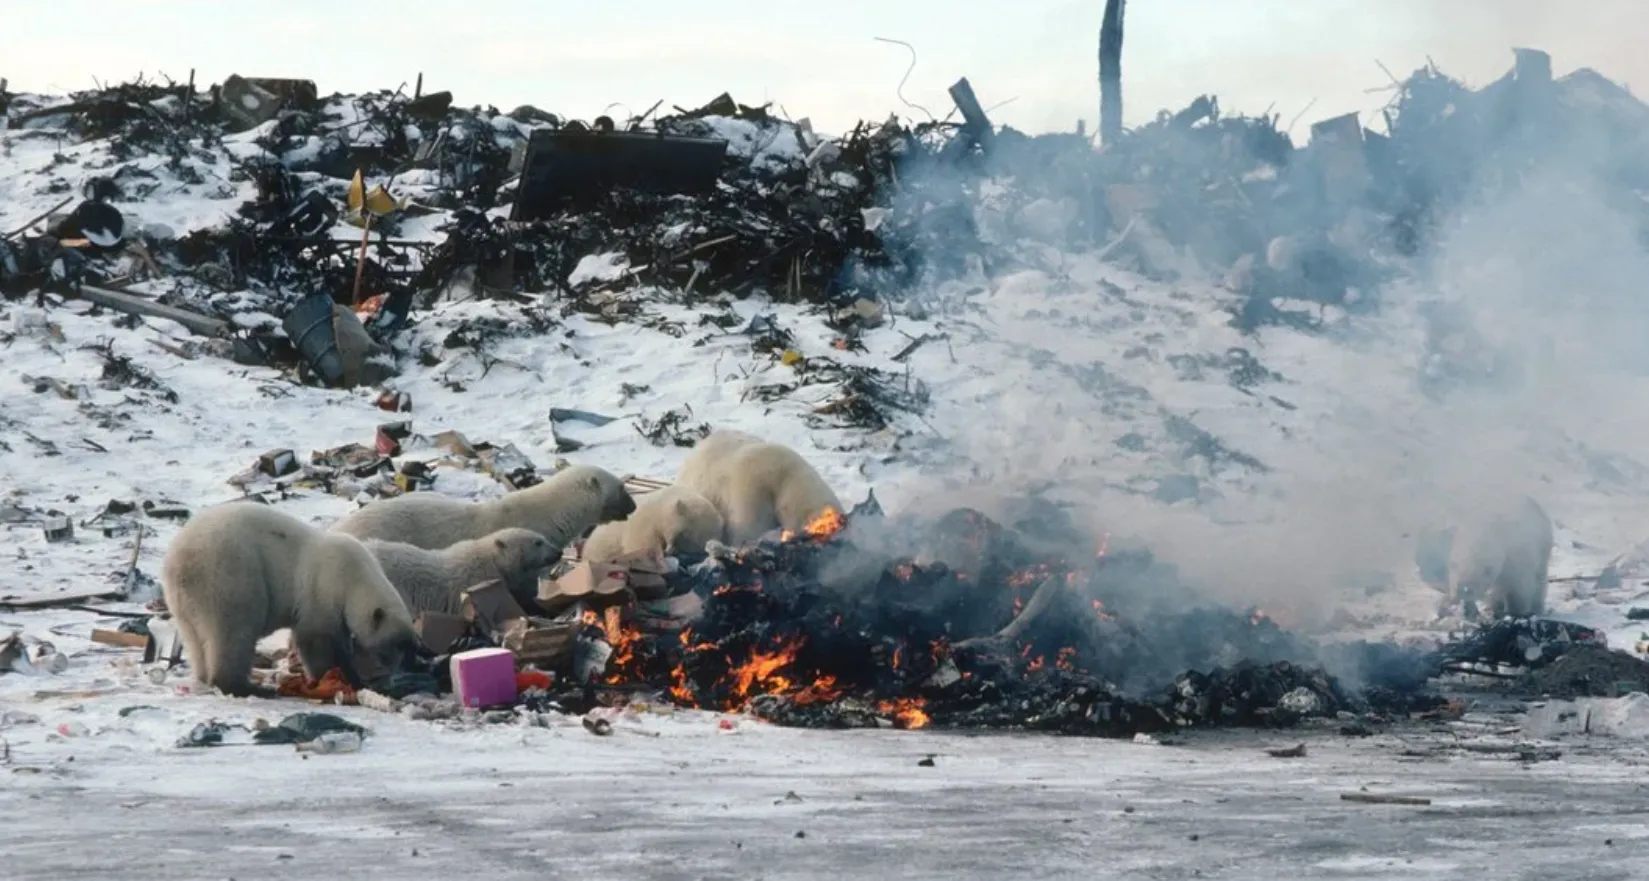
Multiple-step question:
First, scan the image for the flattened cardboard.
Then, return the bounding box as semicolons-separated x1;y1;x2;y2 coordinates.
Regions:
501;618;578;666
617;551;668;593
415;611;469;654
538;550;669;614
460;580;526;636
543;561;630;601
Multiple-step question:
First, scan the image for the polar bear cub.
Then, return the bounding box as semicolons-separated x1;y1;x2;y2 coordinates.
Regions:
161;502;419;696
364;527;560;615
331;464;636;552
581;486;725;564
675;429;843;546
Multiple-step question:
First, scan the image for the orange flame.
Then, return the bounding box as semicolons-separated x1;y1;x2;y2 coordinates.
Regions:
874;697;931;729
805;507;846;538
791;675;844;705
727;636;804;703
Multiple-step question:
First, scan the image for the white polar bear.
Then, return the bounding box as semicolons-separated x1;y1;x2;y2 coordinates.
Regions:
364;527;560;615
161;501;419;696
1446;495;1554;620
581;486;725;563
675;430;843;545
331;463;636;552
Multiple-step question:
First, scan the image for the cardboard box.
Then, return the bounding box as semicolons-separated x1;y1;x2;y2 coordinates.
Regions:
415;611;469;654
460;580;527;636
462;580;580;667
538;551;669;615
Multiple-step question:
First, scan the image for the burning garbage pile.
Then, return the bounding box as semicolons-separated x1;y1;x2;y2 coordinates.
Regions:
493;505;1451;737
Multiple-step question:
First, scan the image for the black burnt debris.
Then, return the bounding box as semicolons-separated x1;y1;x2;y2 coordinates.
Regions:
563;506;1452;737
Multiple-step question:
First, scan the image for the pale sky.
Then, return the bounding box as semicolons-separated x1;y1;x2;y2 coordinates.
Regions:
1;1;1637;138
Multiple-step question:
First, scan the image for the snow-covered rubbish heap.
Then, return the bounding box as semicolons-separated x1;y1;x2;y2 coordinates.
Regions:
6;47;1649;362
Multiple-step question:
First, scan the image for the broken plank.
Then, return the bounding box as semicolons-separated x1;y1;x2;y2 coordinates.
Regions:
947;78;996;155
0;586;125;610
90;628;149;649
78;284;230;338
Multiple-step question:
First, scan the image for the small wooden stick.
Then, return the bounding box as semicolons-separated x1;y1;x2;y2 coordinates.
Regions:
1340;793;1431;806
5;196;75;240
349;213;374;306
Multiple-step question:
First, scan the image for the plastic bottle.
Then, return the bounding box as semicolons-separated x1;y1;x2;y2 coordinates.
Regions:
296;731;363;754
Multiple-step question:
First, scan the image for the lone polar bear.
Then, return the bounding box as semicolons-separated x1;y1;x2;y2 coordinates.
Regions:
675;429;843;545
331;464;636;552
365;527;560;615
161;502;419;697
1444;495;1554;620
581;486;724;564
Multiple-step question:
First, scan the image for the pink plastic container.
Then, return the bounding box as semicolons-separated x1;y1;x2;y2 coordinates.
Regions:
450;648;517;708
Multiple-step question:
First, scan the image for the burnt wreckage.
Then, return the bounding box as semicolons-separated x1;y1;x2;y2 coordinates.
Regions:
502;504;1602;737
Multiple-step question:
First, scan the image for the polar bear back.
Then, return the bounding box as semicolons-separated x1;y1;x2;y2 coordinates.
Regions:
330;491;486;550
166;502;334;625
331;464;634;552
582;486;724;563
675;430;763;491
676;432;842;545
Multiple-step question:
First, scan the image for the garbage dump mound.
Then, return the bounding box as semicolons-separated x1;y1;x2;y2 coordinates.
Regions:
480;503;1602;737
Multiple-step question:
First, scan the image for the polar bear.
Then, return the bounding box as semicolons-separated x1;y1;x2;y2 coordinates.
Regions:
331;463;636;552
364;527;559;614
1446;495;1554;620
581;486;725;564
161;502;419;697
675;430;843;545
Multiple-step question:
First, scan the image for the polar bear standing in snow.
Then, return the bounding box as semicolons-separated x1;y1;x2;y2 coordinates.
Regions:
1446;495;1554;620
331;464;636;552
581;486;725;563
675;430;843;545
161;502;419;696
364;527;560;614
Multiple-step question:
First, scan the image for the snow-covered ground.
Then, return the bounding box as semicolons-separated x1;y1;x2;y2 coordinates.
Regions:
4;684;1647;880
7;86;1649;879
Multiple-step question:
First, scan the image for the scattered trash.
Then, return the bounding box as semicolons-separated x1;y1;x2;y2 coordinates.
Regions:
1265;743;1307;758
252;712;368;746
296;730;364;755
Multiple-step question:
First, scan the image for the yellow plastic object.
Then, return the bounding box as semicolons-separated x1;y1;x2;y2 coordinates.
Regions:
345;169;406;226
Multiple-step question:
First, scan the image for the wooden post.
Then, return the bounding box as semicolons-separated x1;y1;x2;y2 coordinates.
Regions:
1099;0;1126;145
414;72;423;100
350;214;375;306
